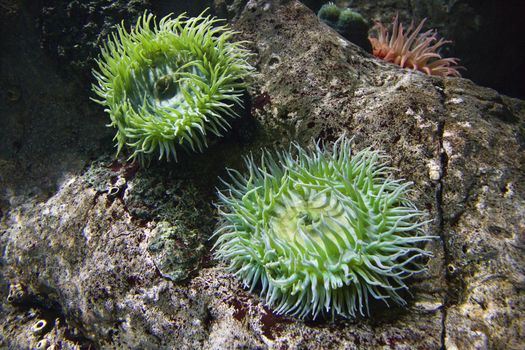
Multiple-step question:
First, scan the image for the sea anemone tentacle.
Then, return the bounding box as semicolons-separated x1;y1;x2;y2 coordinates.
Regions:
92;10;255;163
369;14;462;77
213;135;435;320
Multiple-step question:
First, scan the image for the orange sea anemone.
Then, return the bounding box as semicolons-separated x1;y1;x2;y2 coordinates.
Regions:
369;15;462;77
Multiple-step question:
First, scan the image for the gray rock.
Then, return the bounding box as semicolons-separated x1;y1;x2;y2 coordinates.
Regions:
39;0;150;81
1;0;523;349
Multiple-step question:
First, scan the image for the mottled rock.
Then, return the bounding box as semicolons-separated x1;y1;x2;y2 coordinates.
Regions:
439;79;525;350
0;1;111;211
1;0;524;349
38;0;150;81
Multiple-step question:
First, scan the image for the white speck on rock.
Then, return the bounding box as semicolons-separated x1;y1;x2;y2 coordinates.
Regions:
448;97;464;104
443;140;453;156
415;300;443;312
428;159;442;181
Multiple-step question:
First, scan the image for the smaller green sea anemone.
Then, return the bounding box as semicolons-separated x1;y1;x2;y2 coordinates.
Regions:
318;2;370;50
213;135;434;320
92;11;254;163
318;2;341;22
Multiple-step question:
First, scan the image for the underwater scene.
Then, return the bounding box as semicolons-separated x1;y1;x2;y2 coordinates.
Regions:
0;0;524;349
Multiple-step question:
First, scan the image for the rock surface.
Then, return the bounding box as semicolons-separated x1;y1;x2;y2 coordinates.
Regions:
1;0;524;349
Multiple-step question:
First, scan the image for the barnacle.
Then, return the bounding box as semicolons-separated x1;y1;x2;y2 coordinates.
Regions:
31;319;47;335
92;11;254;163
213;135;434;319
369;15;462;77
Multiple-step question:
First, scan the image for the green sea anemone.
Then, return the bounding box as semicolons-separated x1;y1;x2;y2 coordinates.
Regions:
318;2;341;22
213;136;433;319
92;11;254;162
317;2;370;51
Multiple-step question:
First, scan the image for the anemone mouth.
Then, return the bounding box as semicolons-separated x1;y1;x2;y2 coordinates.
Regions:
269;189;354;252
92;11;254;163
213;135;434;320
128;59;206;116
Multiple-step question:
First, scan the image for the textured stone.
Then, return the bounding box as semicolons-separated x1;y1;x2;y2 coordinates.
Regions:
38;0;150;80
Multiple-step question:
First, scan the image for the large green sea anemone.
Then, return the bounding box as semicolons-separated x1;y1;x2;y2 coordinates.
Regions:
213;136;433;319
92;11;254;162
